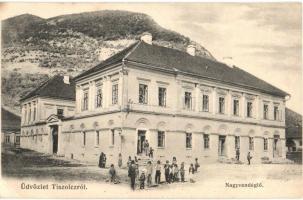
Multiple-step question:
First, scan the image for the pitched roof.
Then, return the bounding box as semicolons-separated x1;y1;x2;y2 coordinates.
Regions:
76;41;289;97
1;107;21;132
20;75;76;101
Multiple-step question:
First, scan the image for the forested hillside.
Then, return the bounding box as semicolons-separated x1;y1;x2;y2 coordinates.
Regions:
1;10;214;114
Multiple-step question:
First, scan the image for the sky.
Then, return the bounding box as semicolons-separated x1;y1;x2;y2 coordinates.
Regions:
0;3;302;113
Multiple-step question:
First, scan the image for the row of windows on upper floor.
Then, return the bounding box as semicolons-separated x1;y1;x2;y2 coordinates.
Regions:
80;82;283;121
21;130;281;153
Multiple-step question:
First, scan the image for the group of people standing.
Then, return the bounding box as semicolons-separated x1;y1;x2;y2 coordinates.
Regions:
99;151;201;190
128;156;201;190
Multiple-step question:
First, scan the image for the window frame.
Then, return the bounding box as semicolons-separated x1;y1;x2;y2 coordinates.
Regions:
263;104;269;120
157;131;165;148
158;87;167;107
235;136;240;149
82;89;89;111
203;134;210;149
138;83;148;104
186;132;192;149
96;85;103;108
202;94;209;112
218;96;225;114
264;138;268;151
233;99;240;116
249;137;254;151
184;91;193;110
112;83;119;105
247;101;253;118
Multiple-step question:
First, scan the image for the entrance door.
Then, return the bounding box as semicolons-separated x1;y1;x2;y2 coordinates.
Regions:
273;135;281;157
137;130;146;155
51;125;58;154
218;135;226;156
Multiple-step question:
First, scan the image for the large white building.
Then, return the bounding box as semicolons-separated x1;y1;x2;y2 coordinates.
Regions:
20;33;289;166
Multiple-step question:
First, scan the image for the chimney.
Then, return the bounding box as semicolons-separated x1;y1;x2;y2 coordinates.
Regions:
187;44;196;56
140;32;152;45
63;75;70;84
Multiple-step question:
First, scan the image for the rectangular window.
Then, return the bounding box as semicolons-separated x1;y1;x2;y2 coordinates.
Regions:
111;129;115;146
83;132;86;146
112;84;118;105
96;87;103;108
202;95;209;112
249;137;254;150
96;131;100;146
233;99;239;116
203;134;209;149
57;109;64;117
158;87;167;107
33;103;36;121
219;97;225;114
28;103;31;122
274;106;279;120
264;138;268;151
24;107;27;123
186;132;192;148
82;90;89;111
139;84;148;104
247;102;253;118
263;104;269;119
16;136;20;144
5;136;10;143
184;92;192;110
235;136;240;149
157;131;165;148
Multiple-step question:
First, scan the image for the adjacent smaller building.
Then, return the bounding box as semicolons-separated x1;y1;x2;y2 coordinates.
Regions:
1;107;21;146
286;108;302;163
19;75;75;154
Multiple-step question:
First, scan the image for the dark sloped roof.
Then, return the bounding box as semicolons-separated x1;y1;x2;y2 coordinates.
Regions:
75;41;140;80
286;108;302;139
76;41;289;97
1;107;21;132
20;75;76;101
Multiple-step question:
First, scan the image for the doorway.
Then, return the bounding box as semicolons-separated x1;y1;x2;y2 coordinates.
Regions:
137;130;146;155
218;135;226;156
273;135;281;157
51;125;58;154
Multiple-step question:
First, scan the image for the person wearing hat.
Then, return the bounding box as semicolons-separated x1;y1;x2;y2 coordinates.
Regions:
128;160;137;190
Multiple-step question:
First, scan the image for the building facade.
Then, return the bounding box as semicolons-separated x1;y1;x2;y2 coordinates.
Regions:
20;75;75;153
20;34;289;166
1;107;21;147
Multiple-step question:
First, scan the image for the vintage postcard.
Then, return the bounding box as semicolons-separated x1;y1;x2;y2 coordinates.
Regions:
0;2;302;199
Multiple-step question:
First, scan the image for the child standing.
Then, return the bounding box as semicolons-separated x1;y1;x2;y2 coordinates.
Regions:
149;147;154;158
164;160;170;183
180;162;185;182
139;171;146;189
109;164;116;183
189;163;195;183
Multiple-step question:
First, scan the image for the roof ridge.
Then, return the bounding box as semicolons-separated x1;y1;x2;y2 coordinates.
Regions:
21;75;60;101
123;41;142;61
